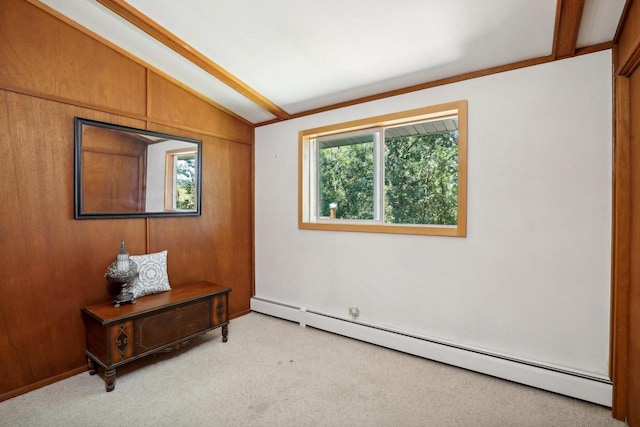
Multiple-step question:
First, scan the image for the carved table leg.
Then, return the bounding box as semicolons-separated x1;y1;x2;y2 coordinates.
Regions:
222;324;228;342
87;357;98;375
105;368;116;392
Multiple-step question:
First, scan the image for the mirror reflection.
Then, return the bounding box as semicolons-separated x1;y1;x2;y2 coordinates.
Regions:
74;118;202;218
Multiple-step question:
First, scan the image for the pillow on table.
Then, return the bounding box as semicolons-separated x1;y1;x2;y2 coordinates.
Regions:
129;250;171;298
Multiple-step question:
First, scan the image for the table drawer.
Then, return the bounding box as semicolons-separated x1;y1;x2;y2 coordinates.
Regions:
135;299;211;353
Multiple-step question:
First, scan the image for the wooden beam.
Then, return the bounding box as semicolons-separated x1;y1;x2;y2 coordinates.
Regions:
97;0;290;121
552;0;586;59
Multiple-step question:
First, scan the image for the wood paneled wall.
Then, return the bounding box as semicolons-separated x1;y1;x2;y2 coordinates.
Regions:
0;0;254;401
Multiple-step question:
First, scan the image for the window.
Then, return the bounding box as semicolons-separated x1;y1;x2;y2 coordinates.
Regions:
299;100;467;236
165;148;197;211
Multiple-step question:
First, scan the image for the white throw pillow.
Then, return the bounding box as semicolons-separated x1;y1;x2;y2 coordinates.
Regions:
130;250;171;298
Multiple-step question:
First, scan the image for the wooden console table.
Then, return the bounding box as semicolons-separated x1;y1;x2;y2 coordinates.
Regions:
81;281;231;392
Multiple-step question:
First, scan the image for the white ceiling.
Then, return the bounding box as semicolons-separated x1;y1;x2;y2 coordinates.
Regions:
38;0;626;124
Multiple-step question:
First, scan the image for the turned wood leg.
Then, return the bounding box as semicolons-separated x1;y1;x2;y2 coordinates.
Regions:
105;368;116;392
87;357;98;375
222;324;228;342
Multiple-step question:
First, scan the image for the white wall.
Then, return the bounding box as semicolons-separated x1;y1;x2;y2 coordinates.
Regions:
254;51;612;378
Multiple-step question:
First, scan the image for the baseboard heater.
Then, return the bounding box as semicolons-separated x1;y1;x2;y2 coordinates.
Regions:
250;296;612;407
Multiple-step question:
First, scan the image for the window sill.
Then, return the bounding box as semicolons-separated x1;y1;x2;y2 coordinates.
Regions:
298;221;466;237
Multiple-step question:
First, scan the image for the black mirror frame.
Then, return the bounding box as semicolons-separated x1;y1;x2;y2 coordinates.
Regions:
74;117;203;219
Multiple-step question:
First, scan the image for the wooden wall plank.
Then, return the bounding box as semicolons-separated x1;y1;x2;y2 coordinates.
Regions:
0;0;146;116
147;72;254;144
147;126;253;317
0;91;148;396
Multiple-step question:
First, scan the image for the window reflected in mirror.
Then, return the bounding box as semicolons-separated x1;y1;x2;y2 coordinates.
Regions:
165;148;197;211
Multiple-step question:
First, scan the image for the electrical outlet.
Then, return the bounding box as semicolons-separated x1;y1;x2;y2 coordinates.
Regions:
349;306;359;319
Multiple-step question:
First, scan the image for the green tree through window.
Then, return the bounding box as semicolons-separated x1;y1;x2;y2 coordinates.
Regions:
175;156;196;210
385;130;458;225
316;128;458;225
319;138;374;219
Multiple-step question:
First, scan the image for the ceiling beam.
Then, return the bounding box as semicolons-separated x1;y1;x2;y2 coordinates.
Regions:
97;0;290;121
552;0;586;59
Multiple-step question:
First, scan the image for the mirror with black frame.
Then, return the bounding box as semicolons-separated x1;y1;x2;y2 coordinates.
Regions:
74;117;202;219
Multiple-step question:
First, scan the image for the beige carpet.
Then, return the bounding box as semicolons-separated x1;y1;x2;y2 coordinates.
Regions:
0;312;625;427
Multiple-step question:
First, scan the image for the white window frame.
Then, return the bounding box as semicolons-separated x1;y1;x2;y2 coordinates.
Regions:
298;100;467;237
311;128;383;223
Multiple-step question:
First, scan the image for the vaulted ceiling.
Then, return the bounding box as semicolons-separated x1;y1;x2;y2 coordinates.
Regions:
36;0;626;125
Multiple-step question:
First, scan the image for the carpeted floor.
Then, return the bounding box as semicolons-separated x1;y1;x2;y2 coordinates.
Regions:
0;312;625;427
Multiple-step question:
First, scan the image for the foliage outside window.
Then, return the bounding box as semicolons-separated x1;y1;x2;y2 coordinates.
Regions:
299;101;467;236
165;149;197;211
